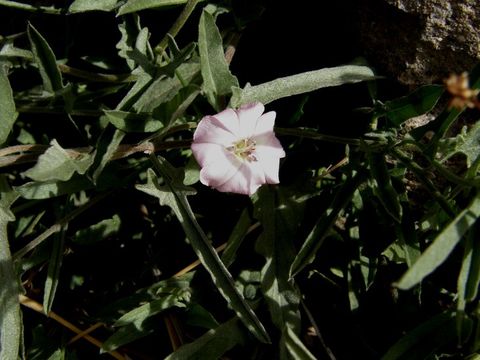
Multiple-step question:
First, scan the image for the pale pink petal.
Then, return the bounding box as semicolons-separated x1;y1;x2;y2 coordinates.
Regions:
254;133;286;158
212;108;241;136
191;143;228;167
254;111;276;135
236;102;264;138
199;151;242;188
216;161;265;195
194;116;236;145
255;150;281;183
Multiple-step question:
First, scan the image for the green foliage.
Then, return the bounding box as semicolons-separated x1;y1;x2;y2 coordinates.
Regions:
1;1;480;359
0;64;17;145
0;177;21;360
230;64;375;107
198;9;239;110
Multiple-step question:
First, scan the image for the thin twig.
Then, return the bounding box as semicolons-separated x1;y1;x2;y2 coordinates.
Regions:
19;295;126;360
301;300;337;360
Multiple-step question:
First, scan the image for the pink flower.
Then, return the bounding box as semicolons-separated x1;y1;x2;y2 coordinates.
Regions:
191;102;285;195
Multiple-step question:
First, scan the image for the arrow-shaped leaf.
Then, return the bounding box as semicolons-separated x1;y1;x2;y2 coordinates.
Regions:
136;156;270;343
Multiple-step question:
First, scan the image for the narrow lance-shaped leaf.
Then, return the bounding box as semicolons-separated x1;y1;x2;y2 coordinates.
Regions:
382;85;444;127
0;176;21;360
283;327;316;360
396;195;480;290
381;311;455;360
0;64;18;145
254;187;301;349
27;23;63;93
165;318;245;360
43;226;66;314
198;9;239;110
230;65;375;108
68;0;118;13
117;0;189;15
290;170;366;278
136;157;270;343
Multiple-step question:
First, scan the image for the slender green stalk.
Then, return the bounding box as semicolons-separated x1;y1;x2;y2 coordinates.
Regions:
275;127;361;145
154;0;202;54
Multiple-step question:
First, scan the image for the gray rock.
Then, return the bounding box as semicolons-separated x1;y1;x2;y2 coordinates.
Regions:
359;0;480;86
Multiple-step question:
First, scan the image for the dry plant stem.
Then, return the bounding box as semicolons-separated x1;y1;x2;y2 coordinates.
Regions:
165;314;184;351
19;295;126;360
173;242;228;277
301;300;336;360
68;322;104;345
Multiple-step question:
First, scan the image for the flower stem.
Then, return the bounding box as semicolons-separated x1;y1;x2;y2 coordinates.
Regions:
274;127;360;145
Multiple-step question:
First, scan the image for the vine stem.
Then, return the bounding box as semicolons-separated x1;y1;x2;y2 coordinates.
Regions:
154;0;202;55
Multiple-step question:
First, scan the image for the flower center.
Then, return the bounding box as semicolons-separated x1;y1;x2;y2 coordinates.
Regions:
227;138;257;162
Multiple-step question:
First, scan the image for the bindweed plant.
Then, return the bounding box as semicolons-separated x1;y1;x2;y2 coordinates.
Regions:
0;1;480;359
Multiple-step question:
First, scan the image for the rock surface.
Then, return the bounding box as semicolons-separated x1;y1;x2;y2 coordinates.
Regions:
359;0;480;86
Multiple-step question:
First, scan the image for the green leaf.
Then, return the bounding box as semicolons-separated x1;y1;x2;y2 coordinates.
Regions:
0;0;61;14
43;228;66;314
102;318;157;353
90;127;125;182
136;157;270;343
0;177;21;360
68;0;118;13
165;318;245;360
132;62;200;113
118;0;190;15
254;187;301;335
14;177;93;200
183;304;219;330
27;23;63;93
283;326;316;360
22;140;94;182
221;208;251;268
198;9;239;110
465;226;480;301
290;170;366;278
451;122;480;167
114;288;190;327
382;85;444;127
396;195;480;290
116;15;143;70
381;312;455;360
103;110;163;132
0;64;18;145
230;65;375;108
73;214;121;245
368;152;402;222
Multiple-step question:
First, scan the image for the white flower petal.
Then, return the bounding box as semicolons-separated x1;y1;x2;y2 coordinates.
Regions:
256;151;281;184
212;108;241;136
199;151;242;189
191;143;227;167
216;161;265;195
255;133;286;158
254;111;276;135
194;116;236;145
236;102;265;138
